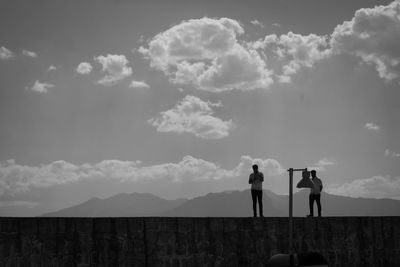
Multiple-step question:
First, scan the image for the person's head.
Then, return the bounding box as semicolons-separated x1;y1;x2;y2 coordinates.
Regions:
311;170;317;178
252;164;258;173
302;170;310;179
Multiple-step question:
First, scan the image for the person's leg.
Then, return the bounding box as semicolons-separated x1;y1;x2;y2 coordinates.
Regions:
251;190;257;217
315;194;321;217
257;190;263;217
309;194;314;217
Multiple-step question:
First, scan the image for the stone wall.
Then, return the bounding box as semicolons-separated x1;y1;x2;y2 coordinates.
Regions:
0;217;399;266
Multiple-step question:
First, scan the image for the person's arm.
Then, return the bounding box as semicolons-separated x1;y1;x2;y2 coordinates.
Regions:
260;173;264;182
248;174;253;184
319;179;323;191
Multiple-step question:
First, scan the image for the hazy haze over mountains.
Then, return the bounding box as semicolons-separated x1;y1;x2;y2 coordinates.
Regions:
42;193;186;217
42;190;400;217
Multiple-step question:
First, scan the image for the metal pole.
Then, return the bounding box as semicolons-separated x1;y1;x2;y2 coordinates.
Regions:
288;168;294;266
288;168;306;267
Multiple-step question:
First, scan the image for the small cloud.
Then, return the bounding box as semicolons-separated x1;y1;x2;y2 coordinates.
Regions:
129;80;150;89
22;50;38;58
94;54;132;85
26;80;54;93
0;46;13;59
47;65;57;72
310;157;336;172
277;75;291;84
148;95;234;139
76;62;93;75
237;155;286;176
384;149;400;158
272;23;281;27
364;122;380;131
138;35;145;43
251;19;265;28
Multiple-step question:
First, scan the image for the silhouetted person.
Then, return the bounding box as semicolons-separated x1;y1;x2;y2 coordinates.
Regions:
308;170;323;217
249;164;264;217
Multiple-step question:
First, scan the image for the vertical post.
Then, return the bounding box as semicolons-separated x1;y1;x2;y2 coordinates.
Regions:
288;168;294;267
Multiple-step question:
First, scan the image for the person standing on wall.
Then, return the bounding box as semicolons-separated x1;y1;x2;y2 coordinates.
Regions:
308;170;323;217
249;164;264;217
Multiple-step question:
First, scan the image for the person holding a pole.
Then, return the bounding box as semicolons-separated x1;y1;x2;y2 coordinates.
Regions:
308;170;323;217
249;164;264;217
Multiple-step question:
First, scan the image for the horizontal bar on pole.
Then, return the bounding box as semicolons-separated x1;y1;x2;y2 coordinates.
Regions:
287;168;308;172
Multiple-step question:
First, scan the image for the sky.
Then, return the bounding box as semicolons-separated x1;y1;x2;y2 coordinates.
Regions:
0;0;400;216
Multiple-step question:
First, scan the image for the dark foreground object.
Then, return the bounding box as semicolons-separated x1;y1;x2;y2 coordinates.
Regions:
0;217;399;266
268;252;328;266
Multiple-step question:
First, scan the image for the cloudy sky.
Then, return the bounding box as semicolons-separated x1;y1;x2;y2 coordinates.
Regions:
1;0;400;215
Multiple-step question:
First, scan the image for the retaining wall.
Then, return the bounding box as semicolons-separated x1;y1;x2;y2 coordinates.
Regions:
0;217;399;266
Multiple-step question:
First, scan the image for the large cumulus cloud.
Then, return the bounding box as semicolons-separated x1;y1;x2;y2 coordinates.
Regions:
139;17;273;92
331;1;400;82
138;3;400;88
254;32;331;83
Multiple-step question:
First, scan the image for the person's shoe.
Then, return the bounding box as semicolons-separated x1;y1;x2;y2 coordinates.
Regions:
253;215;257;218
260;215;264;218
307;214;313;217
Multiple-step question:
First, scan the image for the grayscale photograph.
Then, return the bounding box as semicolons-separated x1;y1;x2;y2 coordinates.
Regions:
0;0;399;266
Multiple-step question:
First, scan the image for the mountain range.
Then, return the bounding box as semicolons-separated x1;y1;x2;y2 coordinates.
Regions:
41;189;400;217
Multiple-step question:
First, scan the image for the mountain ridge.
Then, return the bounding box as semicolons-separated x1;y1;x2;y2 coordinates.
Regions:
41;189;400;217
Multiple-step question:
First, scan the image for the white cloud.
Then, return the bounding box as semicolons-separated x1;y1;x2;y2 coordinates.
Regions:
138;35;145;43
249;1;400;84
326;175;400;200
22;49;38;58
0;160;83;195
139;17;273;92
0;156;285;196
129;80;150;89
0;46;13;59
94;54;132;85
384;148;400;158
5;157;399;200
76;62;93;75
148;95;234;139
27;80;54;93
330;1;400;83
309;157;336;172
47;65;57;72
251;20;265;28
255;32;331;83
364;122;380;131
234;155;286;177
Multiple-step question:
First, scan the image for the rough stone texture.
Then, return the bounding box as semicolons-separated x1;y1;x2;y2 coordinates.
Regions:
0;217;399;266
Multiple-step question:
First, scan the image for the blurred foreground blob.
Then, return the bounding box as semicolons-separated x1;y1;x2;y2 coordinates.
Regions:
296;170;313;189
268;252;328;267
